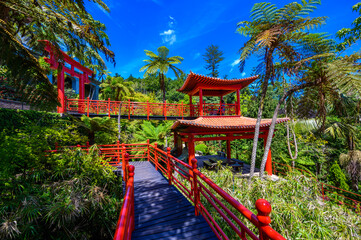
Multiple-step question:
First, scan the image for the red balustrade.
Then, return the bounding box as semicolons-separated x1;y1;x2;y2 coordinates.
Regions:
48;142;285;240
64;98;239;118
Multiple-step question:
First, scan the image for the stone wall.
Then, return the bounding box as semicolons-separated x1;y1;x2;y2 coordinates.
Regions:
0;99;31;110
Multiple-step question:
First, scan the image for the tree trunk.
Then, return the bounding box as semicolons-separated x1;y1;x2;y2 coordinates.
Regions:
259;78;323;178
89;131;95;145
160;73;166;103
249;47;275;179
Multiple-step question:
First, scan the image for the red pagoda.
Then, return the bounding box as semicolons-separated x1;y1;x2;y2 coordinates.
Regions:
172;72;289;175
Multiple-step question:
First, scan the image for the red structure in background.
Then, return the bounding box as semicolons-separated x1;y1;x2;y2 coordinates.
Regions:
39;40;93;113
179;71;258;116
173;73;289;176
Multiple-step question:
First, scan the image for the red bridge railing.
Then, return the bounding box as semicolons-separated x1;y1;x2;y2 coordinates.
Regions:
113;157;134;240
49;142;285;240
64;98;238;118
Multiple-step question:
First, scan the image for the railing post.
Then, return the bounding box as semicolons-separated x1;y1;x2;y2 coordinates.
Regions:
128;99;131;120
147;100;150;120
154;142;158;170
108;98;111;118
181;101;184;120
256;199;272;240
124;153;129;182
191;158;200;216
117;140;120;165
64;96;68;113
147;139;150;161
128;165;135;232
121;143;126;181
167;147;172;185
164;100;167;120
87;97;90;117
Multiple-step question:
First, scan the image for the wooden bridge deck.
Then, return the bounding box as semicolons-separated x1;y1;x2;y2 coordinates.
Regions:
129;161;217;240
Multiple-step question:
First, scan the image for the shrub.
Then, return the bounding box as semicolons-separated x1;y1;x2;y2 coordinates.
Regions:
195;143;209;155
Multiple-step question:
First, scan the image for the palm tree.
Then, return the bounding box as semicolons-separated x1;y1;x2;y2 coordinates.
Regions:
100;76;135;141
0;0;114;109
236;0;326;178
140;46;183;103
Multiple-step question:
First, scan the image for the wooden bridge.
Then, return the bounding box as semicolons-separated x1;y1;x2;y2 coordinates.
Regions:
51;142;285;240
63;98;239;120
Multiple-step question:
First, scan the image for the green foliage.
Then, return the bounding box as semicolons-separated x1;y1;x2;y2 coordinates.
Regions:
195;143;209;155
328;161;350;191
202;167;360;239
134;121;173;148
337;2;361;49
0;147;121;239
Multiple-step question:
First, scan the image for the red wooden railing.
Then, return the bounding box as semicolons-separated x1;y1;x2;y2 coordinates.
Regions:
64;98;238;118
49;142;285;240
114;154;135;240
273;162;361;214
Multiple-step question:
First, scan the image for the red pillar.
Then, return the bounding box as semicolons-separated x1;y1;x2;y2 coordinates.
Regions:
226;139;231;160
263;134;273;175
188;135;195;167
57;65;65;113
236;89;241;116
78;74;85;113
199;88;203;116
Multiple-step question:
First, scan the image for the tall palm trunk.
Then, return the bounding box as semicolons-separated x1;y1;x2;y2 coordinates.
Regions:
160;73;166;103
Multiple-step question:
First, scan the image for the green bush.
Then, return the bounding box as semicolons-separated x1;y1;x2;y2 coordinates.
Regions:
0;147;122;239
328;161;350;191
195;143;209;155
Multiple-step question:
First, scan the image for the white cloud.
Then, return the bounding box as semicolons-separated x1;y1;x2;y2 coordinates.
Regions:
241;72;246;77
231;59;240;67
160;29;176;45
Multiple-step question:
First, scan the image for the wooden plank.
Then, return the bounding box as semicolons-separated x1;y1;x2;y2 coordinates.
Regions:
130;161;217;240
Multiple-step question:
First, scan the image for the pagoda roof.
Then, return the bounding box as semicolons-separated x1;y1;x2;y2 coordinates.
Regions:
172;116;289;132
177;72;258;96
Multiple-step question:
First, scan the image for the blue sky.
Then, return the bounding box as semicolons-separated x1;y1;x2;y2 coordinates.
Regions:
86;0;361;79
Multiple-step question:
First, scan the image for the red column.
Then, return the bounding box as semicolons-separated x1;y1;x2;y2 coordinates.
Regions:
188;135;195;167
263;133;273;175
78;74;85;113
236;89;241;116
57;65;65;113
199;88;203;116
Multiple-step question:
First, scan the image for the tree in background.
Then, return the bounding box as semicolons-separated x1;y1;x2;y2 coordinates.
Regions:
140;46;183;103
0;0;114;110
134;121;173;149
203;44;224;78
100;75;135;140
237;0;326;178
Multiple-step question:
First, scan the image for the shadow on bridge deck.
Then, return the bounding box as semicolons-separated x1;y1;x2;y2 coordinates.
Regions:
67;112;196;121
128;161;217;240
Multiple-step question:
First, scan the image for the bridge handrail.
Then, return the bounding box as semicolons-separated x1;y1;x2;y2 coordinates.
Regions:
147;144;285;240
65;98;239;118
113;156;135;240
